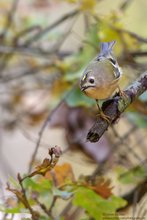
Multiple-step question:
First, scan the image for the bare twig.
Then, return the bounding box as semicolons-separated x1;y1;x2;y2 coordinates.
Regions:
0;62;55;82
13;25;41;45
0;45;72;60
111;126;142;162
7;174;40;220
59;201;73;217
114;27;147;44
87;71;147;142
119;0;133;11
23;9;79;46
0;0;19;72
48;196;58;213
91;125;138;179
33;196;53;218
0;0;19;40
131;51;147;58
132;188;139;218
28;102;64;173
121;179;147;208
0;9;77;74
28;84;77;172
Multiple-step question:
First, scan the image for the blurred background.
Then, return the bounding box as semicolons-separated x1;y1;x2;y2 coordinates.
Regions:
0;0;147;219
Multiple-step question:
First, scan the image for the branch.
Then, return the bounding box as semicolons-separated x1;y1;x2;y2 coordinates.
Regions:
23;9;79;46
0;0;19;40
87;71;147;143
131;51;147;58
28;84;77;172
0;62;54;83
114;27;147;44
119;0;133;11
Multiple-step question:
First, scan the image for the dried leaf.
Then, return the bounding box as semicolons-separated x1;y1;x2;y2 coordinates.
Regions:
80;176;113;199
22;147;62;180
27;111;48;126
45;163;75;186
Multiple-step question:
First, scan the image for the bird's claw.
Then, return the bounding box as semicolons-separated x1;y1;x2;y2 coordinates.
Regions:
96;111;111;124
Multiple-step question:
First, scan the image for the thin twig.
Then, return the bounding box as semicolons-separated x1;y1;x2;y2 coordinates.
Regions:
28;84;78;172
13;25;41;45
0;0;19;39
23;9;79;46
131;51;147;57
111;126;142;162
0;44;72;59
114;27;147;44
48;196;58;213
119;0;133;11
14;174;40;220
0;62;55;82
91;124;138;179
59;201;73;217
0;0;19;72
121;179;147;208
132;188;139;218
34;196;53;218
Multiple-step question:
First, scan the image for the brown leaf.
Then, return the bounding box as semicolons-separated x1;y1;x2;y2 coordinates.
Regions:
45;163;75;186
81;176;113;199
22;146;62;180
27;111;48;126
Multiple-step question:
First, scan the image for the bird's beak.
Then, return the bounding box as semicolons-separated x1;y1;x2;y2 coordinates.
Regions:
81;85;95;91
81;86;86;91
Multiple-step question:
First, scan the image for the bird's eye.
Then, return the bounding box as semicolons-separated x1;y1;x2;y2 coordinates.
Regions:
89;78;95;84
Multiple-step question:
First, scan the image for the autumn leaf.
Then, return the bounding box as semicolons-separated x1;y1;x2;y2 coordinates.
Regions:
27;111;48;126
80;176;113;199
45;163;75;186
22;147;62;180
90;178;113;199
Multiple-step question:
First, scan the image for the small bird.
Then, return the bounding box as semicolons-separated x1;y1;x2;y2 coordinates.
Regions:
80;40;122;121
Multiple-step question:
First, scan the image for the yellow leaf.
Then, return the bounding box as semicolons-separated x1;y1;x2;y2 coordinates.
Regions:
80;0;97;12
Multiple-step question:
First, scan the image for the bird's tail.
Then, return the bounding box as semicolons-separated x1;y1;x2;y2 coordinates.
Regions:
99;40;116;57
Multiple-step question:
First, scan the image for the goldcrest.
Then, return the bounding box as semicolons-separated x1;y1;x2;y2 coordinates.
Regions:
80;41;122;100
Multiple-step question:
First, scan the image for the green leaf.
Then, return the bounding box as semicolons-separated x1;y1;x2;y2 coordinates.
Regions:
73;187;127;220
0;207;24;214
127;112;147;128
66;87;95;107
118;165;147;184
23;178;52;193
8;176;20;188
39;216;52;220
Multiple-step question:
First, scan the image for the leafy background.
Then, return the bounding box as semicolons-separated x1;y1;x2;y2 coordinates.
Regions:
0;0;147;219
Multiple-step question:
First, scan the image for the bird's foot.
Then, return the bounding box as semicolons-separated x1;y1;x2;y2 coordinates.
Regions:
118;87;127;98
96;110;111;124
